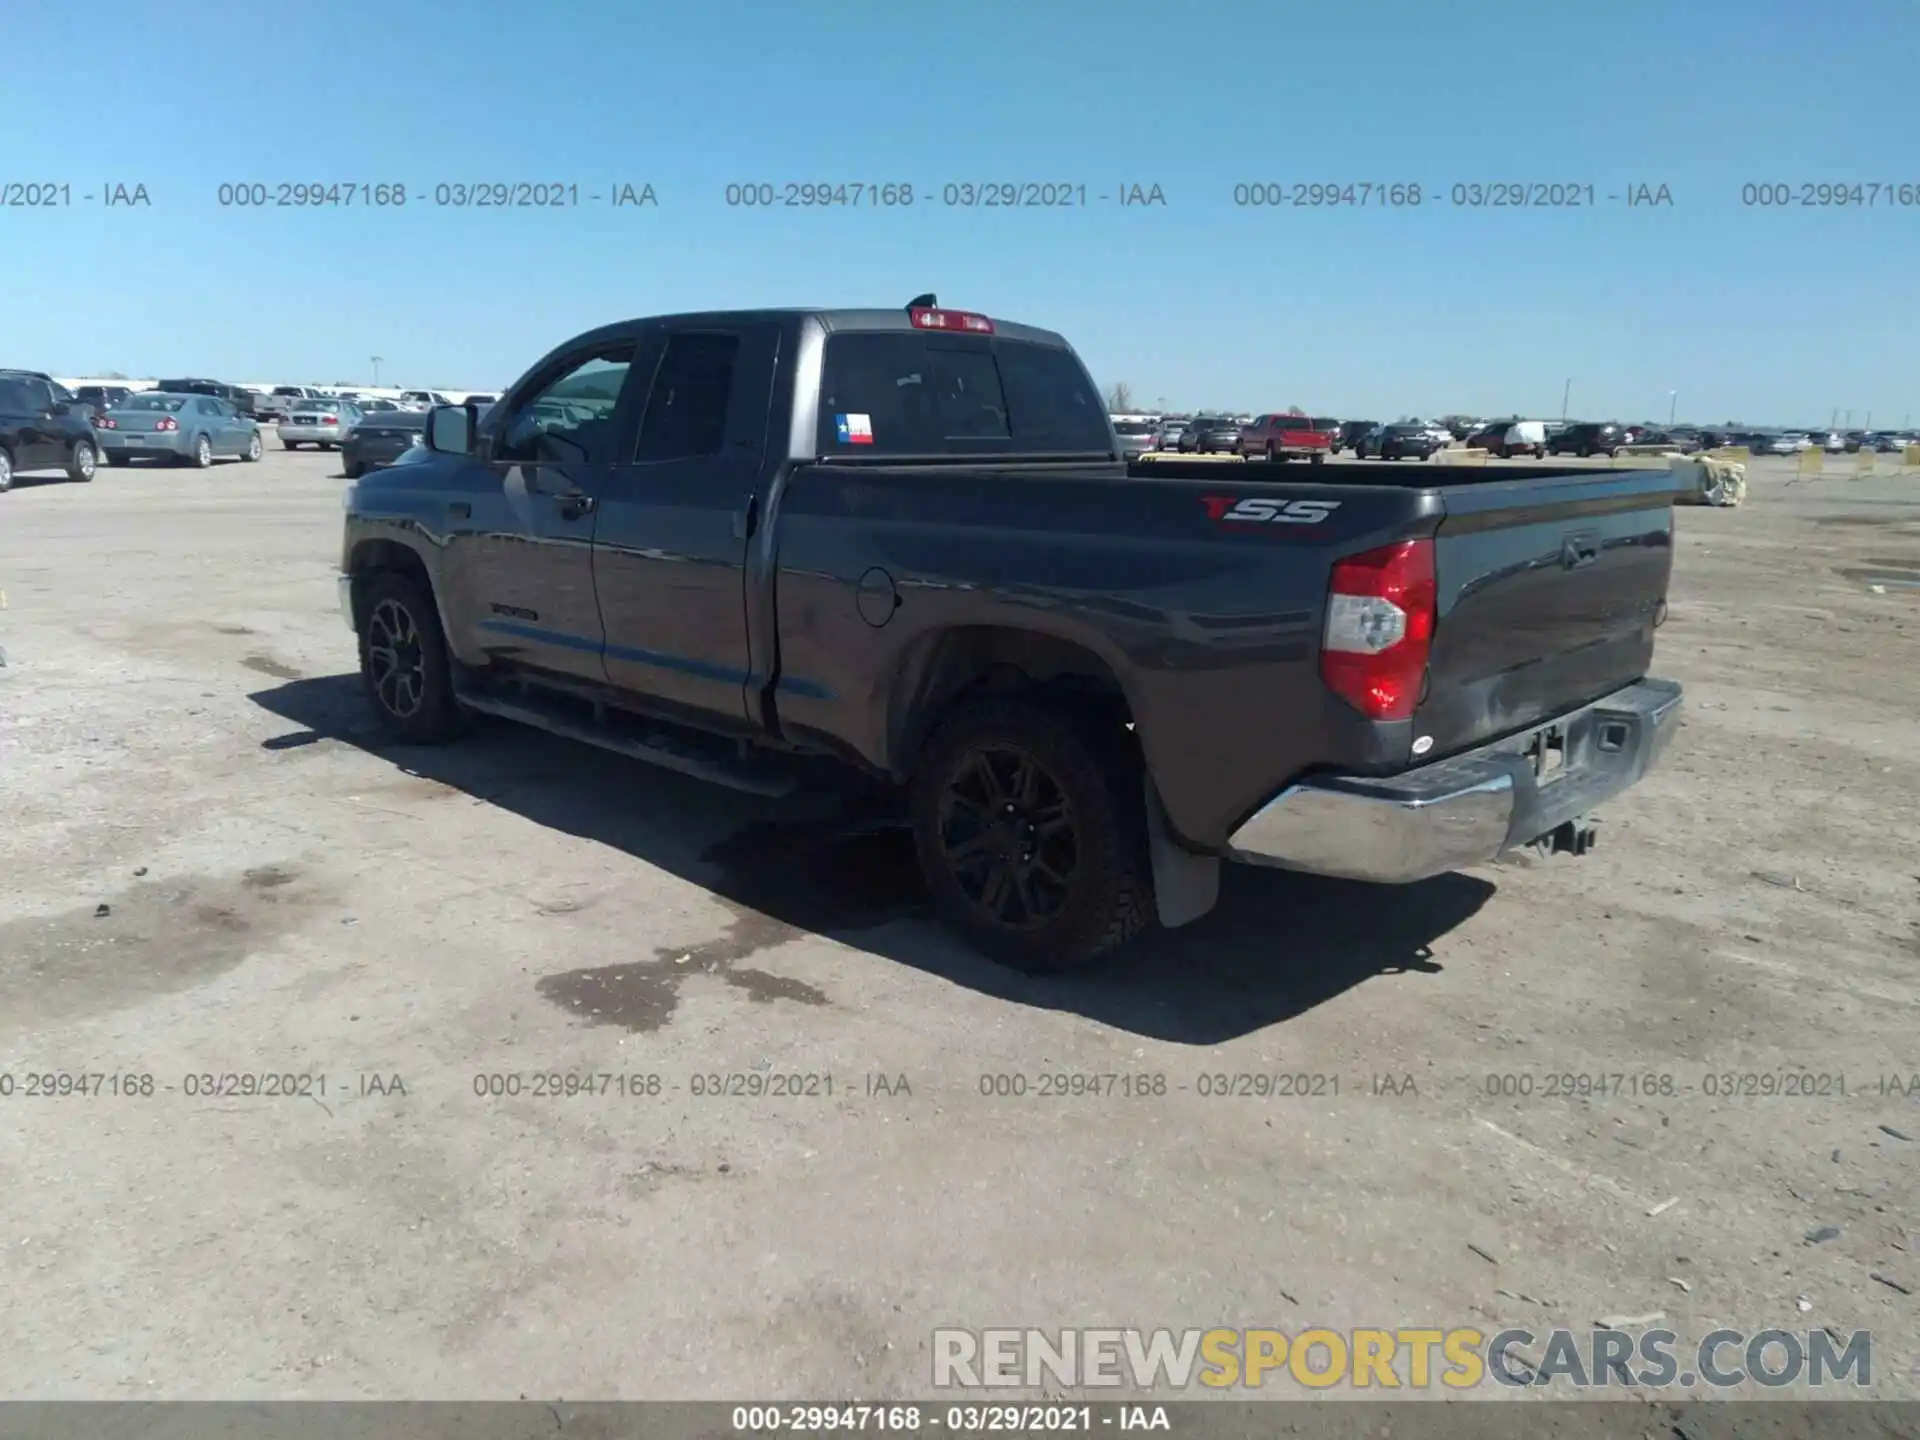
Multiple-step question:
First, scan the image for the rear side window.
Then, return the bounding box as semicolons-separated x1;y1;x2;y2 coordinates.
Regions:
634;333;739;462
817;333;1107;455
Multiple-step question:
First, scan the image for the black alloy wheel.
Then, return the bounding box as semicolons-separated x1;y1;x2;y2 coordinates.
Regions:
356;573;464;742
912;698;1153;972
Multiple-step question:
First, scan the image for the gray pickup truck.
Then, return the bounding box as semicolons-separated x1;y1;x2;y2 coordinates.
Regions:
337;297;1682;971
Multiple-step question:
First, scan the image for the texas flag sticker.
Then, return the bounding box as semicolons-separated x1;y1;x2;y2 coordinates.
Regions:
835;412;874;444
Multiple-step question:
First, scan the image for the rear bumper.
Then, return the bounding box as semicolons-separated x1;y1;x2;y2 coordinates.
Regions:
99;432;188;456
280;425;344;444
1227;678;1683;883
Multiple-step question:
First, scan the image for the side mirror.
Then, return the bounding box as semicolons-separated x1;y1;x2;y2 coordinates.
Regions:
426;403;477;455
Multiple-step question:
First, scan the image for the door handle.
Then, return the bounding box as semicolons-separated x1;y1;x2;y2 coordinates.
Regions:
732;495;759;540
557;493;596;520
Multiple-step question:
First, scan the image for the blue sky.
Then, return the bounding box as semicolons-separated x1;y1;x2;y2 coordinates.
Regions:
5;0;1915;425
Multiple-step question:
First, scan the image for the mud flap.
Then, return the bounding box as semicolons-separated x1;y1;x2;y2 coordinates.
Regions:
1144;777;1220;928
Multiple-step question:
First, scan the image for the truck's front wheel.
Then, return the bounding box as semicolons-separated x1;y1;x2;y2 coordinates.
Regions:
911;698;1153;973
355;572;464;743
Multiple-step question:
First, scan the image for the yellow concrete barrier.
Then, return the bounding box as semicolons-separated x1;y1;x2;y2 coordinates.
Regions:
1436;448;1489;464
1905;445;1920;467
1797;448;1824;475
1856;448;1876;476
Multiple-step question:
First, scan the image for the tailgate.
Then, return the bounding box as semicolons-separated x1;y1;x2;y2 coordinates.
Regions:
1418;469;1674;756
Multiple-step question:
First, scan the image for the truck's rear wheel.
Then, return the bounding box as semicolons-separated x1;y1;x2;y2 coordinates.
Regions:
356;572;464;743
911;698;1153;973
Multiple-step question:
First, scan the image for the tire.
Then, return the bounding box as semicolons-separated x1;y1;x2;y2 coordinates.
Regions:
342;458;364;479
319;442;334;451
283;440;302;450
189;433;212;468
0;447;12;493
911;697;1153;973
355;572;464;743
244;432;263;462
1309;451;1326;465
68;440;97;482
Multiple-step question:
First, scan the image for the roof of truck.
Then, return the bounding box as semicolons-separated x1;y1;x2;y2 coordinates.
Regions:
575;308;1071;348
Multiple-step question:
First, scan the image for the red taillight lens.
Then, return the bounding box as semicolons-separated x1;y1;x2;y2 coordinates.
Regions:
156;417;178;431
909;306;994;333
1320;538;1436;722
97;416;116;429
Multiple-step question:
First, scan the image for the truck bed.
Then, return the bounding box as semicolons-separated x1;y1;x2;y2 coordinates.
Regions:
770;458;1676;850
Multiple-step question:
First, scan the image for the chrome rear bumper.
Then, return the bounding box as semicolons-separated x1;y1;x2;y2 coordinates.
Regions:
1227;678;1683;884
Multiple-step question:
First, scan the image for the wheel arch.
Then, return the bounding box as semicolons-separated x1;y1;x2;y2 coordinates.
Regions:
884;624;1139;781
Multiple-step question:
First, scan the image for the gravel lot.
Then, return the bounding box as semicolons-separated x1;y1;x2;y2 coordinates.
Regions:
0;444;1914;1406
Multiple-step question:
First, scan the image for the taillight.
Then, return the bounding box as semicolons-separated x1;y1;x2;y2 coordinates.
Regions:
155;417;178;431
97;416;117;429
1320;538;1436;722
909;306;994;333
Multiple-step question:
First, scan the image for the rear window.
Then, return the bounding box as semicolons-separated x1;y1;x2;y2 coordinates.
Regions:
816;332;1110;456
124;395;187;412
1113;421;1155;436
292;401;338;412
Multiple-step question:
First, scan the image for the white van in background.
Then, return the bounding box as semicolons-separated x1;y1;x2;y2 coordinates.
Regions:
1504;419;1548;458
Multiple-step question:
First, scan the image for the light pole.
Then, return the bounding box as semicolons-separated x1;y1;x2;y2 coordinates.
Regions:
1668;391;1677;426
371;356;383;386
1561;378;1571;421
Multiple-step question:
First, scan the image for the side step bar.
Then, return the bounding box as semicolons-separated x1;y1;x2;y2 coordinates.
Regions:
453;686;799;797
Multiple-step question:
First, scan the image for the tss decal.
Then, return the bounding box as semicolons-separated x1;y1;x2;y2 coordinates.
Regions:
1201;496;1343;525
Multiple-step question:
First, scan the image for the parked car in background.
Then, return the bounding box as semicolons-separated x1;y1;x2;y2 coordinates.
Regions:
1335;420;1376;454
1419;420;1454;449
0;371;100;491
1465;419;1514;455
1309;416;1342;450
1113;418;1159;460
150;378;258;417
279;398;364;450
462;393;499;409
398;389;455;412
1155;418;1187;451
94;392;262;468
1355;422;1442;460
340;407;428;478
1547;422;1629;457
356;398;403;413
1807;429;1847;453
1870;432;1913;453
1178;415;1242;453
71;384;135;420
259;385;321;420
1238;413;1333;463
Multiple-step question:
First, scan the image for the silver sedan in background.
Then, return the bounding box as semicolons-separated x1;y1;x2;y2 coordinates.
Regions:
95;392;263;468
278;399;364;450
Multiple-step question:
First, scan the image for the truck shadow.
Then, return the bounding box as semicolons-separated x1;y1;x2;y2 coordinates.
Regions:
249;675;1492;1044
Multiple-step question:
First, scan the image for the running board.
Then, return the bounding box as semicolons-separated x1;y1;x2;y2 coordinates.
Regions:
453;687;798;797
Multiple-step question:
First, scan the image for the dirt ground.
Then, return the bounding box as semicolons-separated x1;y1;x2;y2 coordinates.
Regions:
0;446;1914;1412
